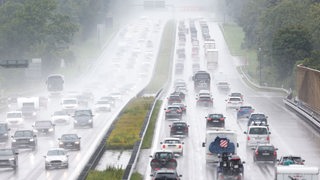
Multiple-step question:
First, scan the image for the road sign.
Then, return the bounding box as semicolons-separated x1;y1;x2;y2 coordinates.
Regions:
0;60;29;68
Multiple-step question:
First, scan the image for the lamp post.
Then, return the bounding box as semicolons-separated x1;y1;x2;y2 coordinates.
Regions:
258;48;262;86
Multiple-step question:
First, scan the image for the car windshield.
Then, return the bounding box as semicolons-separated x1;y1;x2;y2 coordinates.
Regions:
0;125;7;132
250;114;266;119
0;149;14;156
169;96;180;100
75;110;91;116
7;113;22;118
54;111;67;116
249;127;268;135
164;140;180;144
155;152;173;159
14;131;32;137
229;98;241;101
63;99;77;104
173;123;187;127
61;134;78;140
199;96;211;101
47;150;66;156
35;121;51;127
155;173;177;179
209;114;223;118
231;93;241;97
168;107;180;111
258;146;274;151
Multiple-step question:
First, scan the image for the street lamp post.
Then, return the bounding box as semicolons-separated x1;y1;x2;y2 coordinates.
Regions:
258;48;262;86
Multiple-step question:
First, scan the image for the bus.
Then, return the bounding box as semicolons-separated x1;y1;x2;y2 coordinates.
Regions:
46;74;64;95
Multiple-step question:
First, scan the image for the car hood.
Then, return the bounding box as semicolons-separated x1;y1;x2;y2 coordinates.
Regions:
46;155;68;162
0;155;15;160
6;118;23;121
52;115;69;120
74;116;91;121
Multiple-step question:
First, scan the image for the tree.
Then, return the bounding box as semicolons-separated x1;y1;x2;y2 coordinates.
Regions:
301;51;320;70
272;25;312;81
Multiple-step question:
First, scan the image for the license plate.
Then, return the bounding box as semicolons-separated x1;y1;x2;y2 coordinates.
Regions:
213;120;219;122
176;131;183;134
262;153;270;156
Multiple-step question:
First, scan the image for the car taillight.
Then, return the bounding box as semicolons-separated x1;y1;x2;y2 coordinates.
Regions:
165;110;170;113
273;151;277;156
162;144;166;149
206;118;212;121
220;118;224;121
247;136;250;140
178;145;182;149
177;110;182;113
267;136;270;141
255;150;259;155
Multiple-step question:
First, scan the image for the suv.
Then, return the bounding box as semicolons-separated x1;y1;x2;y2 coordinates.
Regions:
244;126;270;147
236;106;254;119
73;109;94;128
196;95;213;107
61;98;78;113
0;122;10;141
206;113;225;128
253;144;278;163
167;94;182;105
6;111;24;126
169;121;189;137
164;105;183;120
0;148;18;170
247;113;268;127
11;130;37;150
32;120;55;136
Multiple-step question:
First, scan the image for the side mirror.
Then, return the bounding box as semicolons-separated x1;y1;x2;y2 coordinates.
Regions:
266;116;268;118
79;137;81;139
251;147;256;150
34;135;37;137
237;143;239;147
169;125;172;127
179;175;182;177
58;138;61;140
164;108;167;110
182;142;184;144
160;142;163;144
202;142;205;147
8;128;11;131
43;156;46;158
242;161;246;164
275;148;278;151
269;132;271;134
243;131;247;134
149;155;153;158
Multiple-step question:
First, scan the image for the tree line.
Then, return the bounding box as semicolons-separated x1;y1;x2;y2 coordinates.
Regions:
0;0;110;71
222;0;320;88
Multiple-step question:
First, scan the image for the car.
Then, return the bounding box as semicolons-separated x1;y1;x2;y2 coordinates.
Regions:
252;144;278;163
175;62;184;74
11;130;37;151
149;150;177;172
247;113;268;127
225;97;243;109
61;98;78;113
51;110;71;125
169;121;189;137
236;106;255;119
174;79;186;88
171;91;185;101
171;103;186;114
44;148;69;170
244;126;270;147
160;138;184;156
150;168;182;180
0;148;18;170
217;81;230;91
167;94;182;105
197;90;212;97
175;85;188;95
0;122;10;141
192;63;200;74
164;105;183;120
206;113;225;128
58;134;81;150
196;95;213;107
229;92;244;100
6;111;24;126
94;100;112;112
277;155;305;165
109;92;123;101
99;96;116;107
73;109;94;128
32;120;55;136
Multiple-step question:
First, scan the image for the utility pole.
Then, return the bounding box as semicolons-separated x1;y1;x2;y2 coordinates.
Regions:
258;48;262;86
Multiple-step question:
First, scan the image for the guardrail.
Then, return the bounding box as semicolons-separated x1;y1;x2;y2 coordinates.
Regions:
122;89;162;180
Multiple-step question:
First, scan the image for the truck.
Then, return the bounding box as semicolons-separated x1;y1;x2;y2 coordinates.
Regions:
17;97;39;119
275;165;319;180
203;39;216;54
192;70;211;92
206;49;218;70
202;129;238;163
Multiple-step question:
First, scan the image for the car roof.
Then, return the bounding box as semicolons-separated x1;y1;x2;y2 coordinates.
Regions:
248;125;268;129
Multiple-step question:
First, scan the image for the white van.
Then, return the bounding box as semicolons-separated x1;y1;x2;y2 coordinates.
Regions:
244;126;270;147
275;165;319;180
6;111;24;125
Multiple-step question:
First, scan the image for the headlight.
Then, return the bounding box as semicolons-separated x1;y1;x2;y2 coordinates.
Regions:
3;133;8;136
59;142;64;145
75;141;80;144
33;129;38;133
74;120;78;123
12;139;16;142
29;139;34;142
48;128;54;132
9;158;15;161
88;119;92;122
32;112;37;116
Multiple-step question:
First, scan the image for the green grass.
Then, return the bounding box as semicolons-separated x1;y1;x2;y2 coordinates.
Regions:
141;100;162;149
106;97;154;149
145;20;176;93
130;172;143;180
86;166;124;180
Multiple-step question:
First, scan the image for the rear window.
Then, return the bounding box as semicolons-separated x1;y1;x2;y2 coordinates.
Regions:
164;140;180;144
173;123;186;127
250;114;266;119
258;146;274;151
208;114;223;118
229;98;241;101
168;107;180;111
249;127;268;135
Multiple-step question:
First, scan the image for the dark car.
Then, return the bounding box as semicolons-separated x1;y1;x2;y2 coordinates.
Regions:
150;150;177;172
58;134;81;150
247;113;268;127
277;155;305;165
236;106;254;119
0;148;18;170
206;113;225;128
170;121;189;137
11;130;37;151
32;120;55;136
171;91;185;101
0;123;10;141
196;95;213;107
151;168;182;180
171;103;186;114
253;144;278;163
73;109;94;128
164;105;183;120
167;95;182;105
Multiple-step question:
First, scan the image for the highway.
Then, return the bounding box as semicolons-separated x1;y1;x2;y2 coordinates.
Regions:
144;8;320;180
0;14;165;180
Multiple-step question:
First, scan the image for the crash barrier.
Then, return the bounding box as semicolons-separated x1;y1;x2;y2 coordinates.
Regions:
122;89;162;180
283;98;320;131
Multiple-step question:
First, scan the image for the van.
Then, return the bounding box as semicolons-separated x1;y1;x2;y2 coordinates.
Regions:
244;126;270;147
275;165;319;180
0;122;10;141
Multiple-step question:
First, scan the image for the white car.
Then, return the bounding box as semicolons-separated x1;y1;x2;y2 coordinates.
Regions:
94;100;111;112
244;126;270;147
226;97;243;109
160;138;184;156
6;111;24;126
44;148;69;170
51;110;71;125
197;90;212;97
109;92;122;101
61;98;78;113
217;81;230;91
